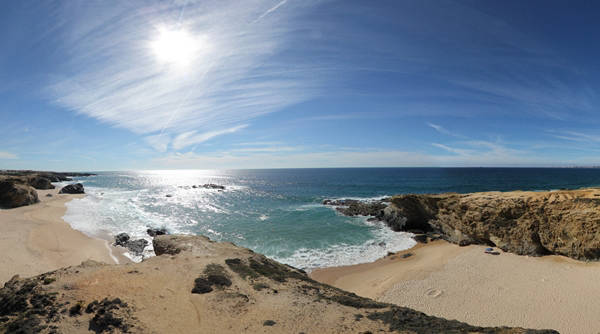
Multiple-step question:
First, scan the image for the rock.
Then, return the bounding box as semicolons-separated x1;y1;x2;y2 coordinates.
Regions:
323;199;387;217
59;183;84;194
114;233;130;247
0;181;39;208
201;184;225;190
413;234;428;243
153;234;215;256
165;194;172;197
329;189;600;261
147;228;168;237
385;190;600;260
263;320;276;326
126;239;149;256
27;176;55;190
46;193;53;197
114;233;148;256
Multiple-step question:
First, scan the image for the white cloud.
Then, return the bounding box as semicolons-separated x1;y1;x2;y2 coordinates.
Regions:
549;130;600;143
172;124;248;150
47;1;322;149
427;123;467;138
0;151;17;159
144;134;170;152
431;143;472;156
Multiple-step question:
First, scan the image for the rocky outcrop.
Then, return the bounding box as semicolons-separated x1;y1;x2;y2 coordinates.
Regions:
323;199;388;217
330;189;600;261
27;176;55;190
114;233;148;256
58;183;85;194
0;181;39;209
146;227;168;237
0;235;557;333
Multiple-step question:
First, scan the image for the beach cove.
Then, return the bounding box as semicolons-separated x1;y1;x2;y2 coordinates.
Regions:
0;187;127;284
311;240;600;334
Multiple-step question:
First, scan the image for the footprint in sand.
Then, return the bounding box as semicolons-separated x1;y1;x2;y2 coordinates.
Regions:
425;288;443;298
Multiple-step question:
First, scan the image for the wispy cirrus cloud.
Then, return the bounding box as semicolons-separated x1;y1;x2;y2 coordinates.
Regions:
427;122;467;138
172;124;248;150
549;130;600;143
46;0;323;150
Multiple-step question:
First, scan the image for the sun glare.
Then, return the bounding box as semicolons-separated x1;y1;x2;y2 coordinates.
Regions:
150;27;201;67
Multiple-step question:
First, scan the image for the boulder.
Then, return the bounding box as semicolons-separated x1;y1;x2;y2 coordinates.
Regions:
59;183;85;194
114;233;131;247
28;176;55;190
0;181;39;208
147;228;168;237
113;233;148;256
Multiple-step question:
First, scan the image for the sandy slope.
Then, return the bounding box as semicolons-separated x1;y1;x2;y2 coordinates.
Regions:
0;188;126;284
311;240;600;334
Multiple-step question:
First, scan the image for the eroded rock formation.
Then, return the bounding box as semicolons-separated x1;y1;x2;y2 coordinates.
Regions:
0;235;557;333
328;188;600;260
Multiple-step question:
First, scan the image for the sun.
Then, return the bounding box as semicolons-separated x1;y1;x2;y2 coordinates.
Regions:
150;27;200;67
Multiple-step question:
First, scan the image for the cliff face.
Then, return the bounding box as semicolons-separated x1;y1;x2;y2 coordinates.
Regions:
383;189;600;260
0;235;556;333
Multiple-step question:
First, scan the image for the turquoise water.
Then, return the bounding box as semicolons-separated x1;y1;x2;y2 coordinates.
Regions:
61;168;600;268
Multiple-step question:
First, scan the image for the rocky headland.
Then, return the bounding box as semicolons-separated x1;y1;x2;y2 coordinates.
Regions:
0;171;94;208
0;234;556;333
325;188;600;261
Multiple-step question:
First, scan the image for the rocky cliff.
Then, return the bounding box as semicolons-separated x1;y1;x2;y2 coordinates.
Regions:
0;235;556;333
328;188;600;261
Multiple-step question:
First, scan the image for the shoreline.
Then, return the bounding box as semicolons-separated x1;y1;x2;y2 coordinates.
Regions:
0;187;128;284
310;240;600;334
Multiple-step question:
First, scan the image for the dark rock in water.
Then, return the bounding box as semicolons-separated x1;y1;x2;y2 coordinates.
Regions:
147;228;168;237
323;198;387;217
124;239;148;256
114;233;130;247
114;233;148;256
28;176;55;190
165;194;172;198
0;181;39;208
198;184;226;190
59;183;84;194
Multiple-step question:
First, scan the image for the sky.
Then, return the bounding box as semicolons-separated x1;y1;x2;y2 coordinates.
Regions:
1;0;600;171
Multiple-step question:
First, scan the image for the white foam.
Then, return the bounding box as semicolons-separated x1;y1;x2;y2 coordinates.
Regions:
275;223;416;271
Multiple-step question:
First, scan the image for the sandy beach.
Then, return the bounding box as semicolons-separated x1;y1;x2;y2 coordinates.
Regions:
0;187;127;284
311;240;600;334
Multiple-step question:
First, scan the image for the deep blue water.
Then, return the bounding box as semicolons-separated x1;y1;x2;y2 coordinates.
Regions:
61;168;600;268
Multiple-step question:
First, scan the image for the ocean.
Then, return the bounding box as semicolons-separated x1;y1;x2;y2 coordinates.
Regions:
60;168;600;269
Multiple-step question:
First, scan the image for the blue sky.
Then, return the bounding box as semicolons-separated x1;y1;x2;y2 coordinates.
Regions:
1;0;600;170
